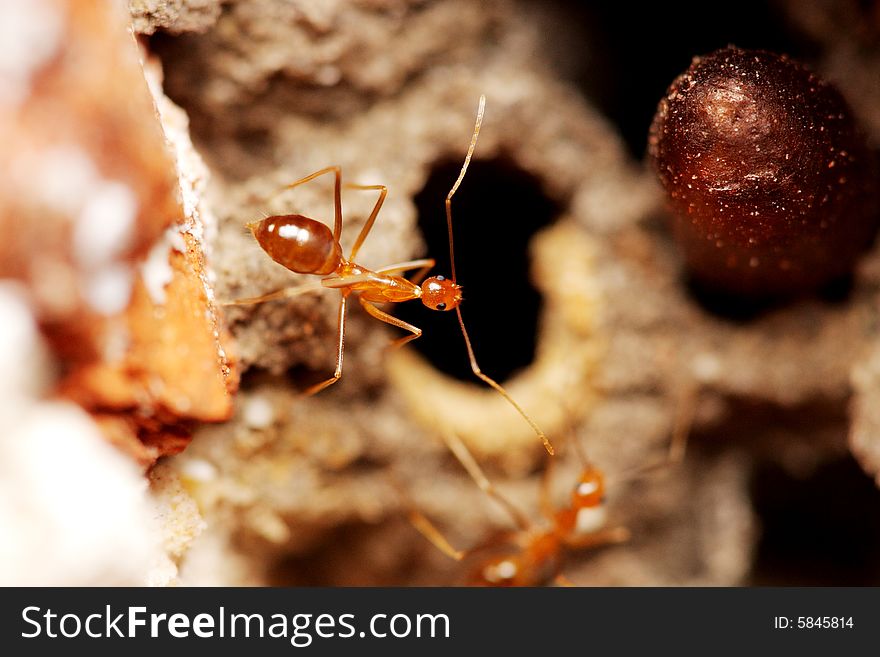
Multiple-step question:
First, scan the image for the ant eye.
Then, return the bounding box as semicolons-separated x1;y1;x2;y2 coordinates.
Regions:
437;303;447;311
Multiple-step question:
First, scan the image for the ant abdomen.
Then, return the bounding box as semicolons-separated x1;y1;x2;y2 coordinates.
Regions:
466;535;561;586
249;214;343;275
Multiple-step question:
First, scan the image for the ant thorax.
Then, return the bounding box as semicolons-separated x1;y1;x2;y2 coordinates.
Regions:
571;502;608;538
556;468;609;540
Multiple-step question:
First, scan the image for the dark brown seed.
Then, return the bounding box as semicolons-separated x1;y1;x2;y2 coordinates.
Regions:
649;46;878;298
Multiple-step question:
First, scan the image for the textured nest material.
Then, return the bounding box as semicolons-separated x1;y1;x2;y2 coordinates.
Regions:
153;0;880;586
4;0;880;585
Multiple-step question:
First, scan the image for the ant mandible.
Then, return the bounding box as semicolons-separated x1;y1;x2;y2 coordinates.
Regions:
227;96;554;454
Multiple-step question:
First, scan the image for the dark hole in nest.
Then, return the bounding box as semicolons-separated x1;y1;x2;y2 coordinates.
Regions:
687;395;880;584
395;156;561;383
750;457;880;585
684;272;856;323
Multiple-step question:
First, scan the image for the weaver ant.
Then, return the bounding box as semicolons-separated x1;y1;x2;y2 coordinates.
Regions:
409;398;692;586
226;96;553;454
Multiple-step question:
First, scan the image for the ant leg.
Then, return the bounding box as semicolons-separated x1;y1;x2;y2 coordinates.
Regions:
539;452;556;521
221;280;325;306
614;386;696;485
358;297;423;350
442;432;533;533
408;508;522;566
275;166;343;240
667;384;696;465
345;183;387;261
302;292;348;396
389;473;471;562
321;272;383;290
376;258;436;284
404;433;537;570
407;509;467;561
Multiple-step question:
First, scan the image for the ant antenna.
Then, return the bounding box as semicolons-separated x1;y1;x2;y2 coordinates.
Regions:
608;386;695;490
568;410;592;469
446;95;555;455
446;94;485;283
560;373;591;467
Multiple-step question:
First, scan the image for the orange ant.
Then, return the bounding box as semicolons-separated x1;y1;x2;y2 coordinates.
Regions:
410;432;627;586
226;96;553;454
409;398;693;586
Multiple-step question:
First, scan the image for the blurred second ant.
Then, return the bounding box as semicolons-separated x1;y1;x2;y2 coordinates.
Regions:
409;396;693;586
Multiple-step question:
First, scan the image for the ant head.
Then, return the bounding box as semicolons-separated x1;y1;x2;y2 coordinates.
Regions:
420;275;462;311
